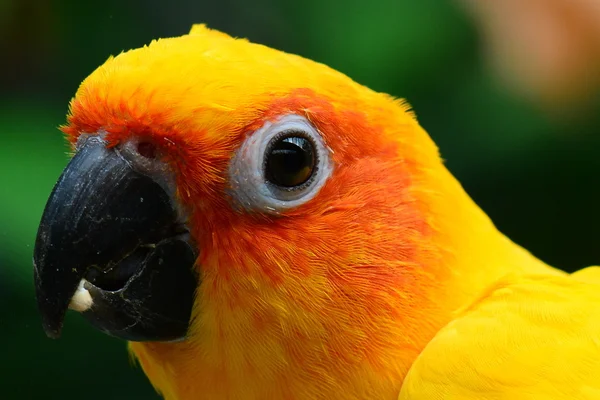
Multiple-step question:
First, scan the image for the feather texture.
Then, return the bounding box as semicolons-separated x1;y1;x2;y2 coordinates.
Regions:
60;24;571;400
399;267;600;400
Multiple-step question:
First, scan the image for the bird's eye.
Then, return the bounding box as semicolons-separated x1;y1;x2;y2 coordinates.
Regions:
229;114;333;213
265;133;316;189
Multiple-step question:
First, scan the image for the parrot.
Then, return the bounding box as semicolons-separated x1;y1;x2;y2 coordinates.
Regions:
33;24;600;400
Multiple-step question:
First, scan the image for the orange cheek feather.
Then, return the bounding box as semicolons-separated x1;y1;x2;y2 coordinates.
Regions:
65;90;448;398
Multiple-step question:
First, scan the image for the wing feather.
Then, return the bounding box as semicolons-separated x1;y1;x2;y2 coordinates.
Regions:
399;267;600;400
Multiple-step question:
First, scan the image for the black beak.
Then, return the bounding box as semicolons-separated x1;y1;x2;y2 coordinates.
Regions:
33;135;198;342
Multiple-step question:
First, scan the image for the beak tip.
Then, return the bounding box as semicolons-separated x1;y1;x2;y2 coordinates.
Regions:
39;309;66;339
36;289;68;340
43;327;62;339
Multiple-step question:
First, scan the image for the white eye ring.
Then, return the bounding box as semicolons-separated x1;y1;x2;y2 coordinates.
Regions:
228;114;333;213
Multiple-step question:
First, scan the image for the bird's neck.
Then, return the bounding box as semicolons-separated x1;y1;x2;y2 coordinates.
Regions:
129;165;559;400
427;164;560;297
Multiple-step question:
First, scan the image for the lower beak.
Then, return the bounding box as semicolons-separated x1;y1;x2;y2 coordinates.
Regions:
33;135;198;342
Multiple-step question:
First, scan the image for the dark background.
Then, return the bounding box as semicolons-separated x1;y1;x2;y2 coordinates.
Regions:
1;1;599;398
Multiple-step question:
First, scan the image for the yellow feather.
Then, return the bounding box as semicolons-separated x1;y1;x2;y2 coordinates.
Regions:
399;267;600;400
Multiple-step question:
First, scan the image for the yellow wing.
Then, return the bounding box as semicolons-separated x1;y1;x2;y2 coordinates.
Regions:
399;267;600;400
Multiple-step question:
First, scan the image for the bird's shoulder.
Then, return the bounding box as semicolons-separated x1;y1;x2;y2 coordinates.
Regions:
399;267;600;400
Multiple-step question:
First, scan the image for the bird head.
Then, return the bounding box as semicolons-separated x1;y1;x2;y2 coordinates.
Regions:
34;25;548;398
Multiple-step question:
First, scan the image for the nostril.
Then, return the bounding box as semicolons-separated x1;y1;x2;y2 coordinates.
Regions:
137;141;158;159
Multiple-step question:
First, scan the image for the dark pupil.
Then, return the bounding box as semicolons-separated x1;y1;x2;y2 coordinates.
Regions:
267;136;315;188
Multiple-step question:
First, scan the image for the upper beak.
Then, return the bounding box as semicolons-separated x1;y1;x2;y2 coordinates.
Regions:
33;135;199;342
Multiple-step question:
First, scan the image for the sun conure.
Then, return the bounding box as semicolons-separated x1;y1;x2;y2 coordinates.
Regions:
33;24;600;400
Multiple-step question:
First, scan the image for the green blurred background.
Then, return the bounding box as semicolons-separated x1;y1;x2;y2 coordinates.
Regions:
1;0;599;398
